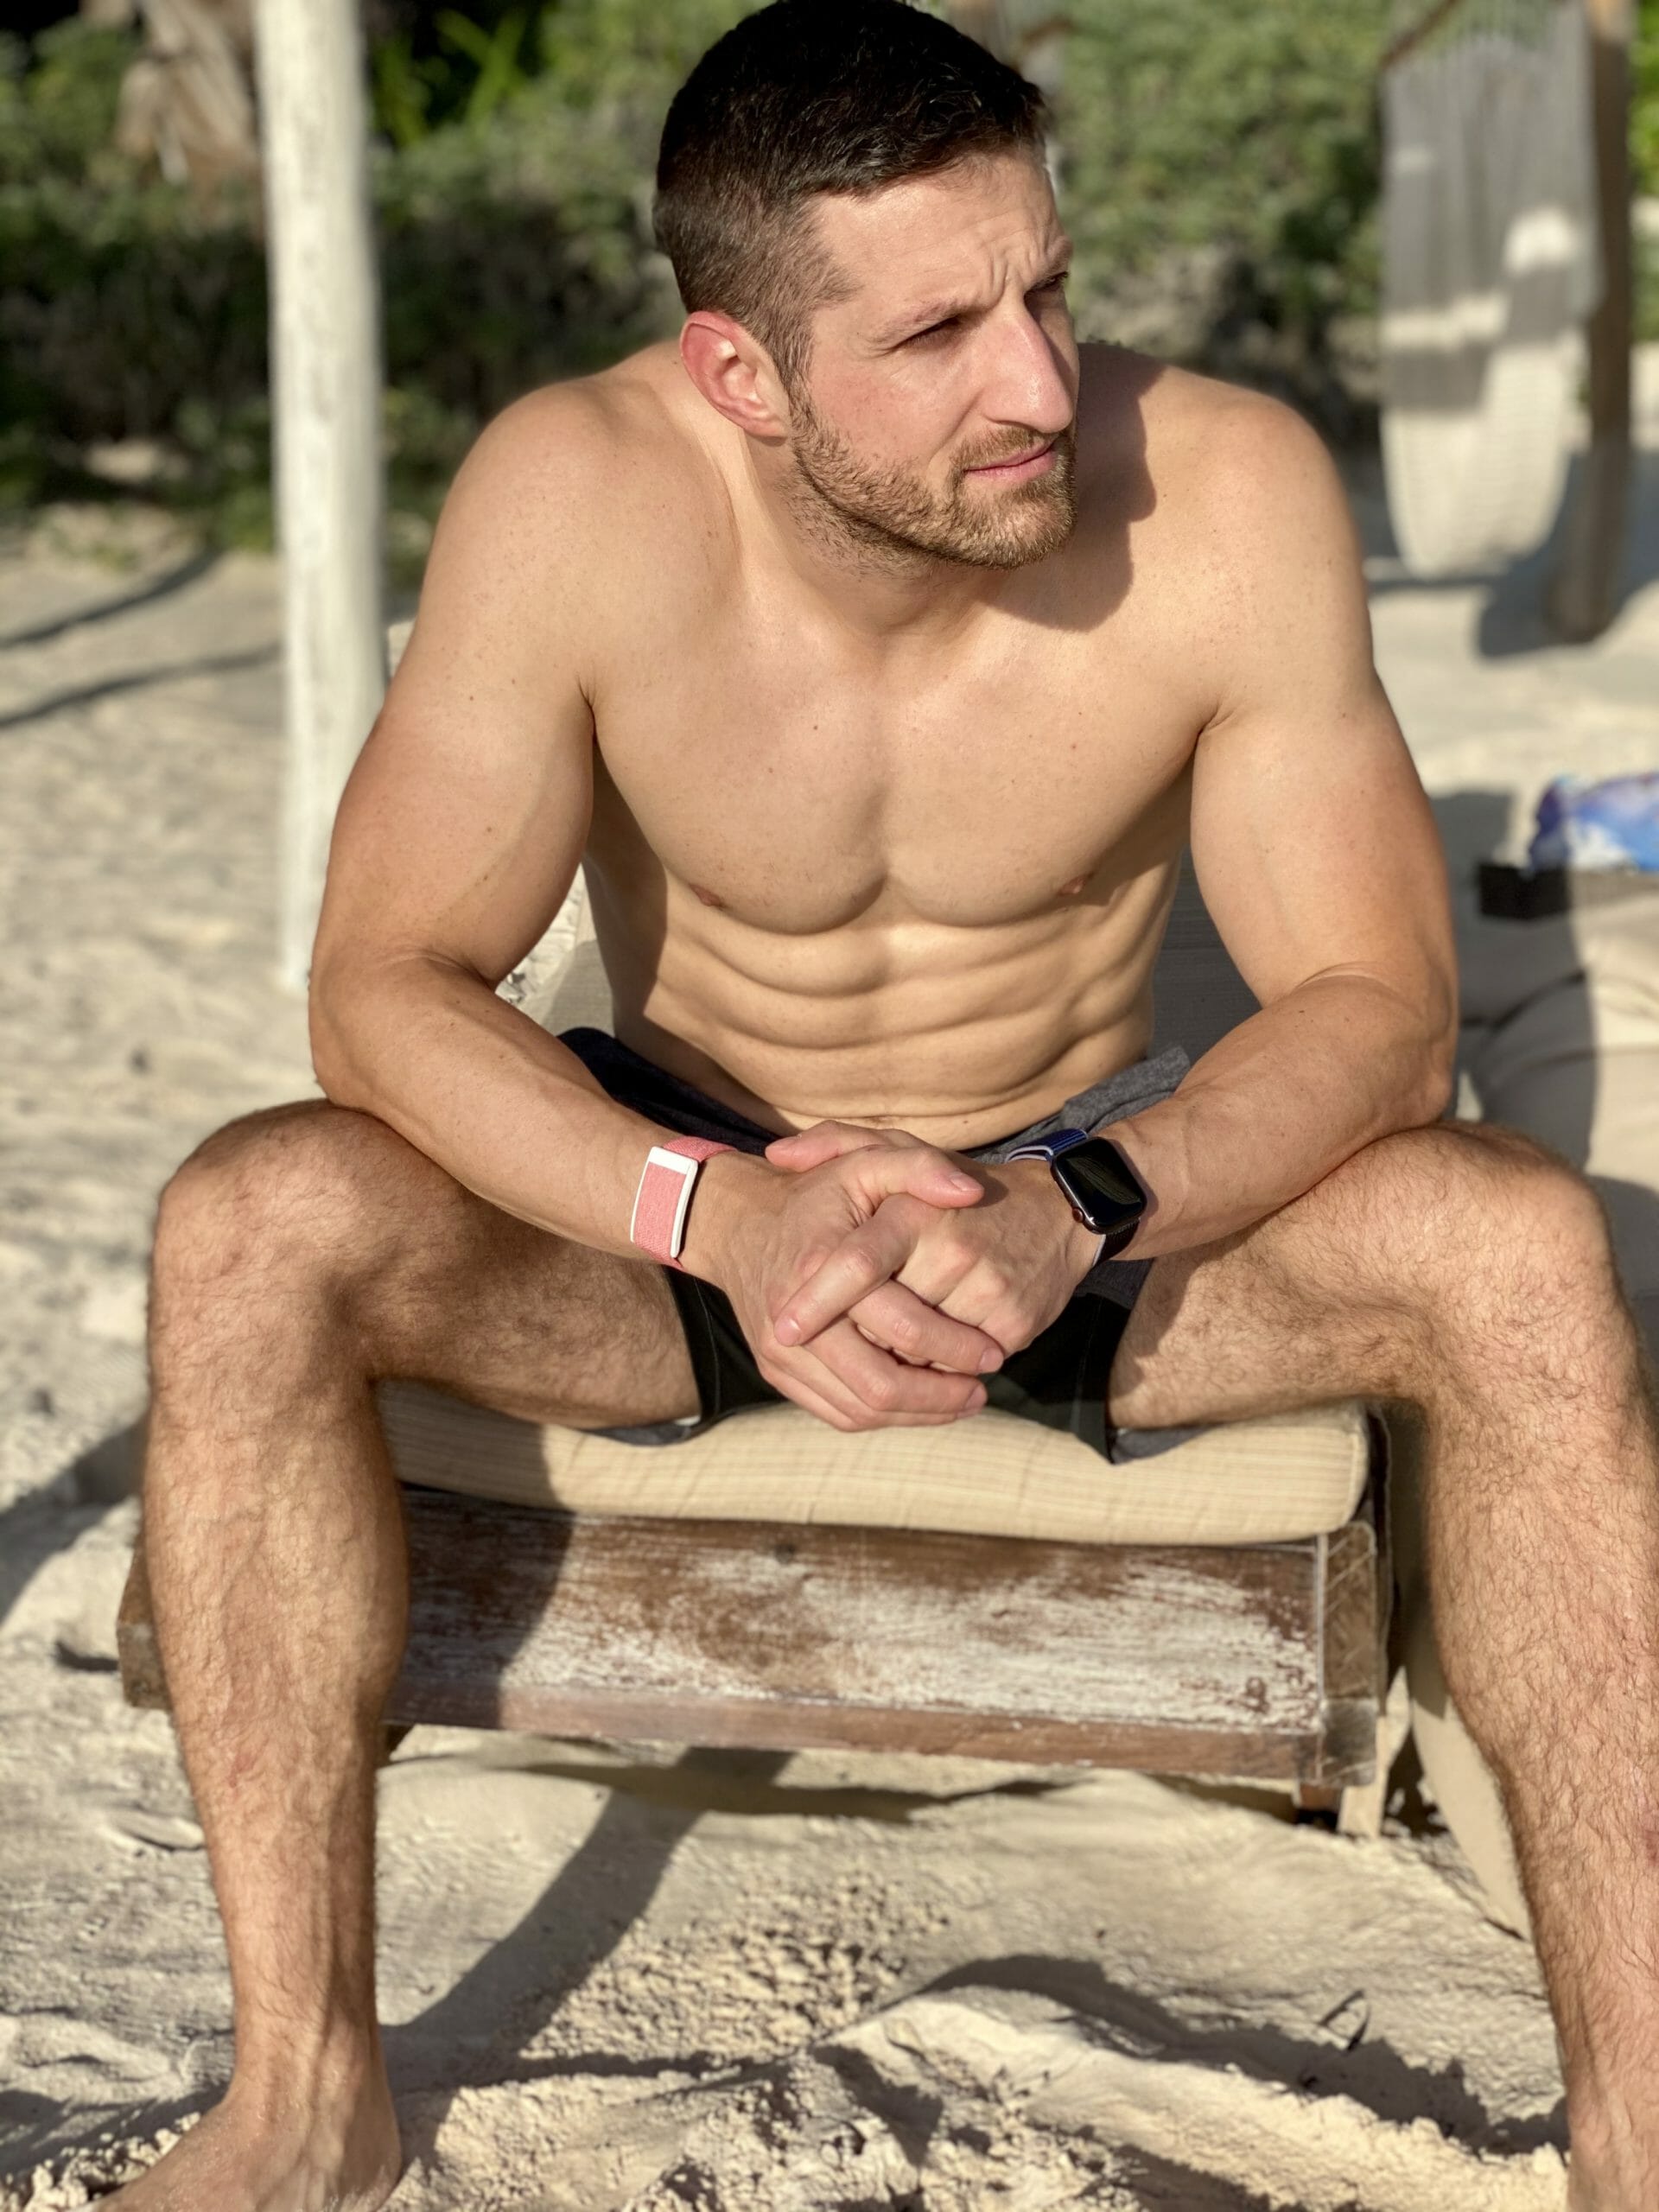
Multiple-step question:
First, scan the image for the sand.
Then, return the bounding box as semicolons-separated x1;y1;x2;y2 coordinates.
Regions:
4;400;1658;2208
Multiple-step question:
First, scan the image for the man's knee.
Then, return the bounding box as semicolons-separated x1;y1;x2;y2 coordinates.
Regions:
152;1102;429;1330
1306;1121;1617;1348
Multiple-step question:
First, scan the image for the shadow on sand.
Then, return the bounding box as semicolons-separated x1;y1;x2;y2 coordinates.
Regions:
0;550;222;652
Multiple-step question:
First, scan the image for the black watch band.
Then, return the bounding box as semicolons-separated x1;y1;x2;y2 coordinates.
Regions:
1050;1136;1149;1255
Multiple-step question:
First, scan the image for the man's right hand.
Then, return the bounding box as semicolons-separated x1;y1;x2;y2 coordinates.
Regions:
682;1148;1005;1432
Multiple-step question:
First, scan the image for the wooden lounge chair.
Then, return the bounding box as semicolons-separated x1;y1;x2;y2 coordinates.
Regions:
117;863;1394;1822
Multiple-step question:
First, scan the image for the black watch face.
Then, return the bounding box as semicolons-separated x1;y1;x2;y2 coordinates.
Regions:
1053;1139;1147;1236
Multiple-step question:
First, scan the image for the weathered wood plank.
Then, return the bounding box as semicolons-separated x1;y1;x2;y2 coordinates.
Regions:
393;1491;1325;1738
1309;1445;1390;1788
117;1484;1382;1783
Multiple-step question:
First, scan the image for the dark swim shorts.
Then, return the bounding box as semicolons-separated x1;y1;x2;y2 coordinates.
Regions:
561;1027;1200;1465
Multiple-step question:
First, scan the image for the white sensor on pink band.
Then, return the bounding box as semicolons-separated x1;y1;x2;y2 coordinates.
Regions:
629;1136;734;1268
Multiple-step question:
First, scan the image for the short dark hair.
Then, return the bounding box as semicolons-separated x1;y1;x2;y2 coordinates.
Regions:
654;0;1047;389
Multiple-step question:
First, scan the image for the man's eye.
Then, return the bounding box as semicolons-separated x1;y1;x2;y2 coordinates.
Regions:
1036;272;1070;296
908;317;960;344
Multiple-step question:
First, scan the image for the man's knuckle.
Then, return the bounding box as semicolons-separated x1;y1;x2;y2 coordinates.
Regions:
884;1307;922;1353
861;1370;899;1413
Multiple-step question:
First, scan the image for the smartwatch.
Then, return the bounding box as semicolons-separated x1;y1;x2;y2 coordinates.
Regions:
1003;1126;1149;1260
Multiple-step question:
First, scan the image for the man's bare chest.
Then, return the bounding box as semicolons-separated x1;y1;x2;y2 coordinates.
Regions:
586;612;1200;937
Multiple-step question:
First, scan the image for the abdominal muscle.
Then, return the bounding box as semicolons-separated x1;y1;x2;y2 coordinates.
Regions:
586;855;1181;1151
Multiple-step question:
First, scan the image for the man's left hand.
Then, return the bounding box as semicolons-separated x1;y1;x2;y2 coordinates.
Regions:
763;1121;1101;1360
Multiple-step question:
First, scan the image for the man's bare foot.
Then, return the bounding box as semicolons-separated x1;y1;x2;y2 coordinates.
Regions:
105;2071;402;2212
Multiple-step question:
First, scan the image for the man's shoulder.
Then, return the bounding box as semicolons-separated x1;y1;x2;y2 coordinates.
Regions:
463;346;713;518
1077;345;1344;546
481;341;680;436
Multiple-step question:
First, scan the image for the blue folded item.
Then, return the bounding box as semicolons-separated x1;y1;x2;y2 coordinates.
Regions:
1529;773;1659;873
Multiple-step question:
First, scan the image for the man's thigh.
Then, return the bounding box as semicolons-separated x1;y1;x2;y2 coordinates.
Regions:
1105;1227;1357;1437
167;1098;700;1433
1104;1120;1530;1433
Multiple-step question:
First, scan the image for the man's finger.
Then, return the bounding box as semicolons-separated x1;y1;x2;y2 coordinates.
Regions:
844;1280;1003;1375
839;1143;982;1213
810;1317;988;1420
764;1119;896;1170
772;1208;918;1347
765;1325;984;1429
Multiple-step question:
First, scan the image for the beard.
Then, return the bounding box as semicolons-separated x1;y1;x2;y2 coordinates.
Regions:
784;396;1078;574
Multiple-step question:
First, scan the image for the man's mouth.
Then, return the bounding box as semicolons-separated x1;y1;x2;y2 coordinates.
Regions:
963;440;1057;482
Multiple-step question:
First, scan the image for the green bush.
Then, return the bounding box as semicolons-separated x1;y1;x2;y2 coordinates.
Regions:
0;20;270;518
1055;0;1383;432
1637;0;1659;341
0;4;759;549
0;19;134;187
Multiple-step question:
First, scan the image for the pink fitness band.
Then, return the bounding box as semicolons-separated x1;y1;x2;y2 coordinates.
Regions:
629;1135;734;1268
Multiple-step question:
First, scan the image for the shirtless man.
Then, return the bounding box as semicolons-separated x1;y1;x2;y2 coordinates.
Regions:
125;2;1659;2204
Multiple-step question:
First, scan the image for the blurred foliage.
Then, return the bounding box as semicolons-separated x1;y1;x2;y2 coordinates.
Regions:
2;0;1656;557
1637;0;1659;188
1638;0;1659;340
0;3;756;565
0;18;131;184
1058;0;1385;432
0;23;271;524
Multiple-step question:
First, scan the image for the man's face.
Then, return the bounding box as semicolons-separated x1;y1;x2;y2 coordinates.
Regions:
782;153;1081;572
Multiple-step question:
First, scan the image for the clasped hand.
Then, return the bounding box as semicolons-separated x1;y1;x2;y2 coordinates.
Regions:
709;1120;1095;1433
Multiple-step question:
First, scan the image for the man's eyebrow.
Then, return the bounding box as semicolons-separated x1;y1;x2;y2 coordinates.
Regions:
871;246;1073;346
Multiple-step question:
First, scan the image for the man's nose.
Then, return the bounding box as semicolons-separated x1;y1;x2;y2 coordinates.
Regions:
980;305;1075;438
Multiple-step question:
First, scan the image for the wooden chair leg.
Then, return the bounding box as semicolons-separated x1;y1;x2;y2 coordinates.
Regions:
1294;1783;1344;1824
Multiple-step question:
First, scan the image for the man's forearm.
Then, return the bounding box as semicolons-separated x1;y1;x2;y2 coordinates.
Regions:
311;955;766;1261
1102;972;1455;1260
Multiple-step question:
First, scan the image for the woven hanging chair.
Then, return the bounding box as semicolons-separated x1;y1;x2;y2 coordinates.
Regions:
1380;0;1599;576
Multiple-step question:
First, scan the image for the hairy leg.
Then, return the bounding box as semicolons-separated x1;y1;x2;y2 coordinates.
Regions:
1108;1120;1659;2210
115;1101;696;2212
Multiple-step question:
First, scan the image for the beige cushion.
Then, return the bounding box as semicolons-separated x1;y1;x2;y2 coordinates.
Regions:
380;1383;1372;1546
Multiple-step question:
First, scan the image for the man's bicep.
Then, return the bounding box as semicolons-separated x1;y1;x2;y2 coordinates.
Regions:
315;395;602;989
1185;404;1455;1024
1190;681;1453;1020
317;682;594;990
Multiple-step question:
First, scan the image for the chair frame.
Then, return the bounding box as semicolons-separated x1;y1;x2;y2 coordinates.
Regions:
118;1420;1389;1800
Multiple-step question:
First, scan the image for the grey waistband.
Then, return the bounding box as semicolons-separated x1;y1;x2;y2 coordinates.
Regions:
965;1042;1192;1165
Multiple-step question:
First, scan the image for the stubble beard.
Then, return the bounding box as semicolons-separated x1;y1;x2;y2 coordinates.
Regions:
784;396;1078;574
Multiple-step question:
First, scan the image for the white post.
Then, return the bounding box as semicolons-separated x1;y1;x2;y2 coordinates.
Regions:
254;0;385;988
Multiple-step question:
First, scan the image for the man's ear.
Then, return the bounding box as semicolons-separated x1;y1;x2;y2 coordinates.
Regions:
679;311;792;441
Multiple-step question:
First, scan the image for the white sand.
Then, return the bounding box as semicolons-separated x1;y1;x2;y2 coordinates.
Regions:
5;417;1658;2208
